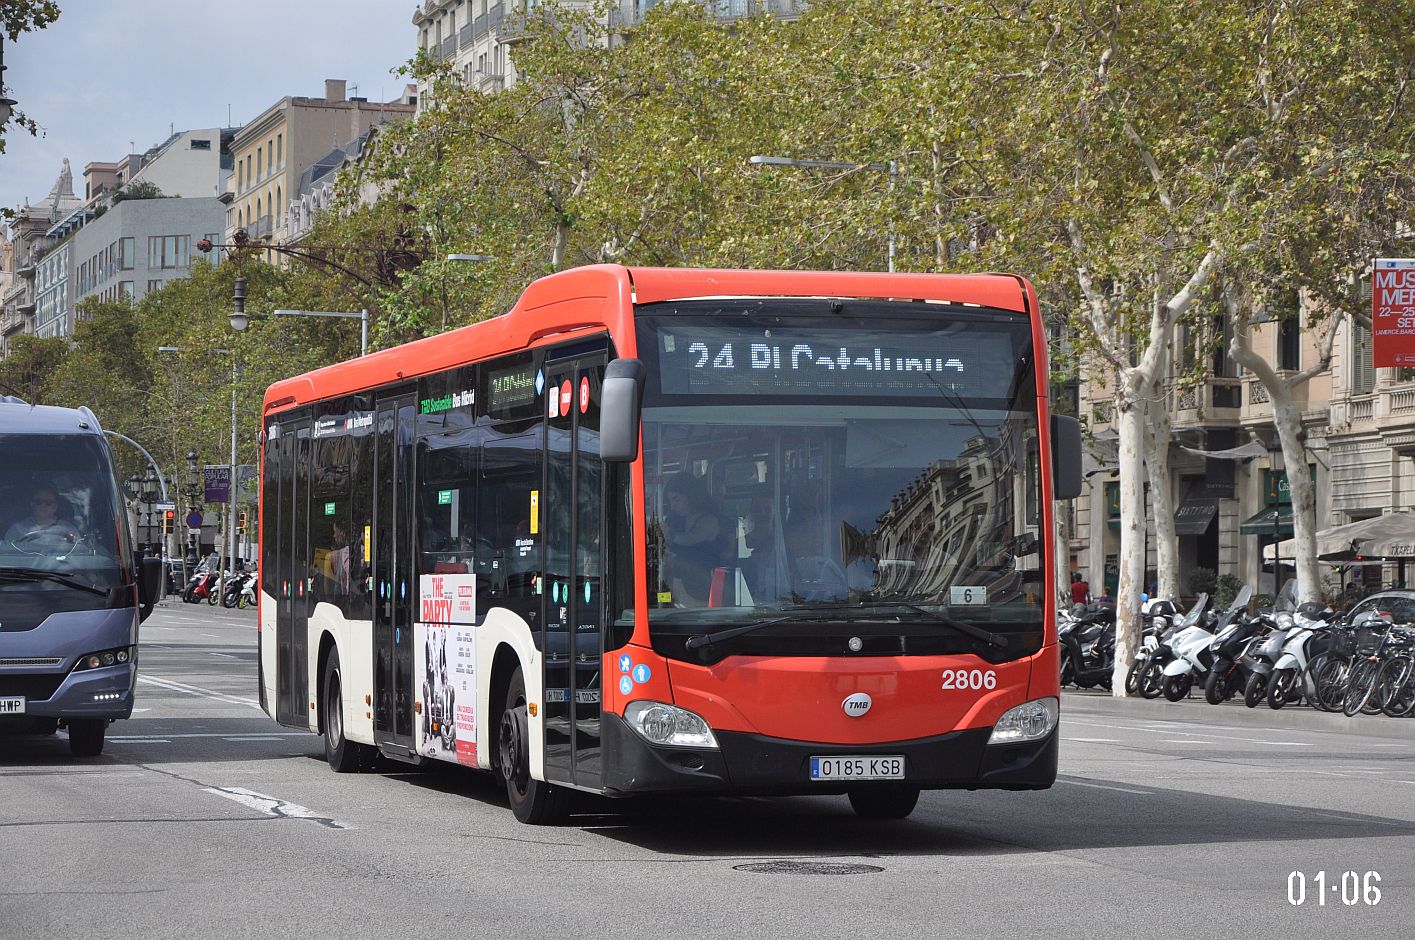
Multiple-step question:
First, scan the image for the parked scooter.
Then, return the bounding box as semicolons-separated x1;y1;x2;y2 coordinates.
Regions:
1059;605;1116;690
1265;602;1335;709
181;567;220;604
1161;585;1252;701
1206;580;1294;705
1130;594;1211;699
221;569;252;608
236;568;257;609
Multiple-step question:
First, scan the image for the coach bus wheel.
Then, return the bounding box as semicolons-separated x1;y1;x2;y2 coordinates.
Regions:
848;784;920;820
497;667;568;825
67;718;105;757
323;650;363;773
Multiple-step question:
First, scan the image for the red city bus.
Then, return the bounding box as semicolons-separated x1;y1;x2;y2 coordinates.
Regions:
257;265;1081;823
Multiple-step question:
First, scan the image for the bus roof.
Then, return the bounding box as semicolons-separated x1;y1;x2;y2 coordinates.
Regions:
0;401;105;436
263;265;1034;414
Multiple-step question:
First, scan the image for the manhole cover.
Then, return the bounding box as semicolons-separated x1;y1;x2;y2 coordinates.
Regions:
734;861;883;876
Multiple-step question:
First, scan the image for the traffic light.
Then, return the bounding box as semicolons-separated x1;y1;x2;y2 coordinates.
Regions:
237;510;248;533
162;509;176;535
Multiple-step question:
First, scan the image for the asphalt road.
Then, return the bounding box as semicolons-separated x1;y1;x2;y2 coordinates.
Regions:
3;604;1413;939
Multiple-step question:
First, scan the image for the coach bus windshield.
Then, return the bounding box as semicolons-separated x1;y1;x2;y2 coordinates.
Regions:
0;434;126;619
634;301;1044;659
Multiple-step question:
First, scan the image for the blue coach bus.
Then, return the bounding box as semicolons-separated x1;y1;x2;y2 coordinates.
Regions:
0;397;162;756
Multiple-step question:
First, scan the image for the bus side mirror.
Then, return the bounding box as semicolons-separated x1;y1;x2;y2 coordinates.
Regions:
138;555;164;621
1051;414;1082;500
601;358;645;463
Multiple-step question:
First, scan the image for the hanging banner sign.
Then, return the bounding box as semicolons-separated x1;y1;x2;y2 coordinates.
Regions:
1372;258;1415;368
203;466;231;504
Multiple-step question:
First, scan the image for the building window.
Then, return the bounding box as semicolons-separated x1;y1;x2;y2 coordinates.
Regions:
147;235;191;270
277;133;283;167
190;139;212;151
276;186;282;214
257;147;263;180
237;162;243;192
119;281;134;299
1352;321;1376;394
148;279;162;293
1278;316;1300;371
120;237;134;270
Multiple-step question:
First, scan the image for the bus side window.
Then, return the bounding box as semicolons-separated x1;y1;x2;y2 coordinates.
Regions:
478;427;540;625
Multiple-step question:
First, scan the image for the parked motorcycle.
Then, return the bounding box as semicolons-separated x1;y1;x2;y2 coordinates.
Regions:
1161;585;1252;701
1265;602;1335;709
181;568;220;604
1205;581;1294;705
236;569;257;609
1130;594;1211;699
1059;605;1116;690
221;570;252;608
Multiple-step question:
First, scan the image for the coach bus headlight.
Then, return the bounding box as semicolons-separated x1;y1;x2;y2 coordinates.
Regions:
73;647;135;671
624;701;719;749
986;697;1058;746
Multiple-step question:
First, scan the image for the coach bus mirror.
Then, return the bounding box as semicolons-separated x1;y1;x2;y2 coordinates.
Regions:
138;555;164;621
1051;414;1083;500
602;358;646;463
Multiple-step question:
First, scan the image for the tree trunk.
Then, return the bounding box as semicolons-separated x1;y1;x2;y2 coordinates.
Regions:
1227;294;1323;604
1146;338;1180;602
1113;381;1148;696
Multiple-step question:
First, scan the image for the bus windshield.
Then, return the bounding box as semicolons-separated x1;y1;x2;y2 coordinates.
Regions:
635;302;1044;656
0;434;126;613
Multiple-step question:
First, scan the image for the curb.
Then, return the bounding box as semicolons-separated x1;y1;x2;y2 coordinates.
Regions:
1061;688;1415;741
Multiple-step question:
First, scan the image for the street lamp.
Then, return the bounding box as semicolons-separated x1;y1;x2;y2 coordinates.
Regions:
447;253;495;263
0;36;17;127
748;154;898;272
229;304;369;357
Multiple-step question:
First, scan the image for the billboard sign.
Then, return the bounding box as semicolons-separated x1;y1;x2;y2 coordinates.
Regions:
203;466;231;504
1372;258;1415;368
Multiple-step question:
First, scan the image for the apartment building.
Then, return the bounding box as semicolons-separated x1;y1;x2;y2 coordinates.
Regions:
223;80;415;247
1073;297;1411;599
0;161;82;353
411;0;806;106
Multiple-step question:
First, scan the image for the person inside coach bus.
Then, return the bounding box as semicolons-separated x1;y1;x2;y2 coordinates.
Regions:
5;486;82;553
660;473;732;605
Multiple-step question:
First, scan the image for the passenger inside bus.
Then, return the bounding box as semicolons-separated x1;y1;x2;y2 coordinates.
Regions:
659;473;733;607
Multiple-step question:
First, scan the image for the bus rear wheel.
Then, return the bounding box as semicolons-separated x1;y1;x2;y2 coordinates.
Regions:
497;666;568;825
848;784;920;820
67;718;105;757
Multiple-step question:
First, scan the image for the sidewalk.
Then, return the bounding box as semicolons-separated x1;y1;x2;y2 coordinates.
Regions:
1061;688;1415;741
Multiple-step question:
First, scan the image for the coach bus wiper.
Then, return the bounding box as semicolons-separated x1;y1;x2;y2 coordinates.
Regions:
0;567;109;597
866;604;1009;649
683;610;839;651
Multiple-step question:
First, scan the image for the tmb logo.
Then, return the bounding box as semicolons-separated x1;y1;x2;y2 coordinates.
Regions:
842;692;873;718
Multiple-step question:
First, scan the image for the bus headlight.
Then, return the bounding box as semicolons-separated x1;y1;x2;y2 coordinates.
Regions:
73;647;135;671
987;697;1058;746
624;701;719;749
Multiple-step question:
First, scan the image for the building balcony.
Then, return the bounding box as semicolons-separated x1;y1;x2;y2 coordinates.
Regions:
248;215;273;241
460;23;473;45
441;35;458;59
1171;377;1243;429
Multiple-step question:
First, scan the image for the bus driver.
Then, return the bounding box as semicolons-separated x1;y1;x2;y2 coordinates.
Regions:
5;486;81;553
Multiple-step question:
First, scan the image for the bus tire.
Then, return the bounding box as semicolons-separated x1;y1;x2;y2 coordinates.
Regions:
322;649;364;773
497;666;568;825
848;785;921;819
67;718;105;757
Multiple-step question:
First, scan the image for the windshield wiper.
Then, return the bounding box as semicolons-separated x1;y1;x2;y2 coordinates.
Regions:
0;567;109;597
683;603;1007;651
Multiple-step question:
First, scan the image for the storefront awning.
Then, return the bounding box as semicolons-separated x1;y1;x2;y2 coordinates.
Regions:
1240;505;1294;537
1174;496;1219;536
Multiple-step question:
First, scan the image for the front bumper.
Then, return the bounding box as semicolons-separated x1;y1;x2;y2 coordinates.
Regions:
600;713;1057;796
0;663;136;720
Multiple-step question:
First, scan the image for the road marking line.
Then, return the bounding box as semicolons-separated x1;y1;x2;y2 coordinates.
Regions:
209;652;238;659
1065;717;1313;746
108;732;305;740
201;786;351;829
1063;737;1120;743
1057;779;1153;795
109;739;171;744
136;675;262;710
223;736;285;742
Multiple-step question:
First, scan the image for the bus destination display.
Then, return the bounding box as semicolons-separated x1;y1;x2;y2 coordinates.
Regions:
655;326;1024;399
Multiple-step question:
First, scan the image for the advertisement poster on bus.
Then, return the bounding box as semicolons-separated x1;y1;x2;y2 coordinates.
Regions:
1372;258;1415;368
416;573;478;767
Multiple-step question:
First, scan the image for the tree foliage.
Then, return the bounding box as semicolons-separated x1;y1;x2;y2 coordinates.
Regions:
0;1;61;158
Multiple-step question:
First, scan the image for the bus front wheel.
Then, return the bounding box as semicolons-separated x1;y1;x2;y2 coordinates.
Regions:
848;784;920;819
67;718;105;757
497;666;568;825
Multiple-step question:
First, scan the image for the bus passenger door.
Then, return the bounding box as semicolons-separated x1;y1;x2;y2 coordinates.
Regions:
276;419;311;727
373;393;417;753
543;353;606;790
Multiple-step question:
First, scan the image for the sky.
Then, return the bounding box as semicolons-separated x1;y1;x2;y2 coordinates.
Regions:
1;0;417;217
